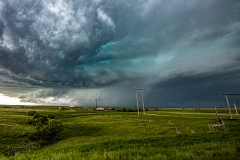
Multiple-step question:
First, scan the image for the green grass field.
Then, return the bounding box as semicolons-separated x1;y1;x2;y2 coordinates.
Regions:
0;106;240;160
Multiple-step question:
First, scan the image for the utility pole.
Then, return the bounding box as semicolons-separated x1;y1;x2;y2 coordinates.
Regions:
83;99;86;108
96;99;97;108
142;90;145;115
133;87;145;115
136;91;139;115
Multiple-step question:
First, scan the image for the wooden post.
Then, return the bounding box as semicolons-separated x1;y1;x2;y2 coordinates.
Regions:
234;102;238;115
224;95;233;119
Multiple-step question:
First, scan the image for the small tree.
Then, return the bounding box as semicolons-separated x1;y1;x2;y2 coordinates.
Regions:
27;111;37;116
37;119;63;141
27;113;48;125
27;112;63;145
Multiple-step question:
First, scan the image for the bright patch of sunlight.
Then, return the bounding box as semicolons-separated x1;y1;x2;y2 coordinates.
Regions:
0;93;36;105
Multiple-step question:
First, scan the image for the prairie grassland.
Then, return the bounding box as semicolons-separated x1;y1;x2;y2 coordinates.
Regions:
0;106;239;160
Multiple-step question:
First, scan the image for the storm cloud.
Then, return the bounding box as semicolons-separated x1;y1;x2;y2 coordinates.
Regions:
0;0;240;107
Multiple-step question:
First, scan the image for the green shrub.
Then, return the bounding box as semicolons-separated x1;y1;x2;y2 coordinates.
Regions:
127;109;137;112
27;113;64;145
27;113;48;126
27;111;37;116
39;119;64;140
48;114;56;119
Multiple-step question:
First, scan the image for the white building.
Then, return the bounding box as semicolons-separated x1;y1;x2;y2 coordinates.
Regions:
96;107;104;111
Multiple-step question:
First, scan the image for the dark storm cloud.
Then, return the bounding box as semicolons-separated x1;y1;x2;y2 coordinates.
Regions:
0;0;240;106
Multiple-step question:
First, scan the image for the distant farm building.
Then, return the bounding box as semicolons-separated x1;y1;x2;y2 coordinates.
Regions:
96;107;104;111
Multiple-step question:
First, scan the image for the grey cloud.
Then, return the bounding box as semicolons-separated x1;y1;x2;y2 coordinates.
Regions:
0;0;240;107
192;29;229;44
0;19;4;39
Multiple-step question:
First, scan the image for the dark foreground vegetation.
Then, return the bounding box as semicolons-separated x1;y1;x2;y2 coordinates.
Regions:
0;106;240;159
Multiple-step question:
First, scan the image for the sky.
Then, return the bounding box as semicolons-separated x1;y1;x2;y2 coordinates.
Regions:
0;0;240;107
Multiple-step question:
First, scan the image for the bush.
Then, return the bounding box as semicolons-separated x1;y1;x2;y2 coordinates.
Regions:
35;119;64;142
57;106;70;111
126;109;137;112
27;113;64;145
48;114;56;119
27;113;48;126
27;111;37;116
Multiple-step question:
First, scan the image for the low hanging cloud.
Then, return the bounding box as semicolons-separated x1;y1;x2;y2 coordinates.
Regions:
0;0;240;107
